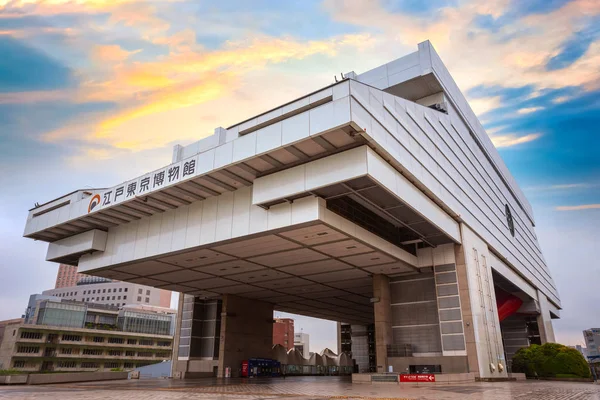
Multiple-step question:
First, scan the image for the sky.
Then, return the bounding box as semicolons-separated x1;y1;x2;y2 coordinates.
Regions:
0;0;598;352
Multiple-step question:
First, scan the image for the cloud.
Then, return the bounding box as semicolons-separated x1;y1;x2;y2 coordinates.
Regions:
556;204;600;211
517;106;544;114
552;95;572;103
525;183;597;192
467;95;502;116
323;0;600;93
0;36;74;92
91;44;139;63
41;33;374;152
489;132;542;148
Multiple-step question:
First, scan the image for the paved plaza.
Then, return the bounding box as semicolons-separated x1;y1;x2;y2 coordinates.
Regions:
1;376;600;400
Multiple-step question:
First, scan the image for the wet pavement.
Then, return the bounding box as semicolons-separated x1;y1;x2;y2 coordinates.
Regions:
1;375;599;399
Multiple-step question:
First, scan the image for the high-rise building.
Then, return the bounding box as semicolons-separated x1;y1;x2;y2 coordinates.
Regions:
273;318;294;350
54;264;85;288
293;332;310;356
583;329;600;358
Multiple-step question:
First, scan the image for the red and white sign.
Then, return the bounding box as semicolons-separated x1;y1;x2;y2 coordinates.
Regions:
399;374;436;382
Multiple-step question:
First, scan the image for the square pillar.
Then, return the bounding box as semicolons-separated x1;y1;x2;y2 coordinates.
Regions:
373;274;392;373
218;295;274;378
537;290;556;344
457;224;508;379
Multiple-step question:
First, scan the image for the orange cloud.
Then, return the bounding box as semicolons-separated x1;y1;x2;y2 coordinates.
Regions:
41;33;374;153
91;45;139;63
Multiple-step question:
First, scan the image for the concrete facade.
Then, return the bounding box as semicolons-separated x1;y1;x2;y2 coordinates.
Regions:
0;322;172;372
218;295;273;377
22;41;559;379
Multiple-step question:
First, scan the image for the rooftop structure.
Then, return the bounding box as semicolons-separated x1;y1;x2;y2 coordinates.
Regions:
22;41;559;379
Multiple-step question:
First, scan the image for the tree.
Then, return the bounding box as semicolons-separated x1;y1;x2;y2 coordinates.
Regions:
512;343;591;378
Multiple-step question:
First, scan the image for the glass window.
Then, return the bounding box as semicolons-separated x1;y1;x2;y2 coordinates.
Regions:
20;331;43;339
145;297;149;303
125;288;128;292
137;296;142;302
146;290;150;296
138;289;142;294
123;296;127;300
119;288;122;292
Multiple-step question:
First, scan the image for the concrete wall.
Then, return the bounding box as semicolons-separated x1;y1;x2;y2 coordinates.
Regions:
389;356;469;374
26;371;128;385
218;295;274;377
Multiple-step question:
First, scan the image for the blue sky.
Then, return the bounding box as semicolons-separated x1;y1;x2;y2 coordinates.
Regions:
0;0;598;350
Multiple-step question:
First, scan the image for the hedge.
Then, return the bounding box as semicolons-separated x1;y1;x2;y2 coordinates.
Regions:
512;343;591;378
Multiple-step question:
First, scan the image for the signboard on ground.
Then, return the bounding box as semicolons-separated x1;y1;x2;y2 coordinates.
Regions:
399;374;436;382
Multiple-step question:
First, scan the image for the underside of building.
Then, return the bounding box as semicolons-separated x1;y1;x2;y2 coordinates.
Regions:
23;41;560;379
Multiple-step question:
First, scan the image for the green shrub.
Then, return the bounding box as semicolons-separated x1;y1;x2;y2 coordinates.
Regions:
0;369;24;376
512;343;591;378
110;368;123;372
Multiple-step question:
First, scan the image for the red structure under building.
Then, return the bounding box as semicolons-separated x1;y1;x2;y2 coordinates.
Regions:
273;318;294;350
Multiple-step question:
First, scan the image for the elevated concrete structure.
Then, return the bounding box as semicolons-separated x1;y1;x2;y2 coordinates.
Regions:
22;41;559;379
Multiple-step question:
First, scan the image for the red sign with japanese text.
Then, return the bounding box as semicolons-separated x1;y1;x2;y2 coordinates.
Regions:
399;374;436;382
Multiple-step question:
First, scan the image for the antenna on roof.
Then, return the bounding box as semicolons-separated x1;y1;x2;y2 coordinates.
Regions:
334;75;338;82
340;72;345;79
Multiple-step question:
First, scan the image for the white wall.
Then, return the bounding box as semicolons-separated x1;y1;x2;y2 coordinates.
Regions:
348;80;559;307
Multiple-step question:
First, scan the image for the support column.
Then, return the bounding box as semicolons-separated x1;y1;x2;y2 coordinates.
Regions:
455;243;480;375
373;274;392;373
457;224;508;379
537;290;556;344
171;292;185;379
218;295;274;378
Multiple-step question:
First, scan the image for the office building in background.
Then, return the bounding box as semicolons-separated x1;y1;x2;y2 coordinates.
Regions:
294;332;310;356
273;318;294;350
54;264;85;289
42;277;171;308
0;298;175;372
584;329;600;358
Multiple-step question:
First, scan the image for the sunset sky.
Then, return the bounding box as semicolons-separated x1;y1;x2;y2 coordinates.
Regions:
0;0;598;351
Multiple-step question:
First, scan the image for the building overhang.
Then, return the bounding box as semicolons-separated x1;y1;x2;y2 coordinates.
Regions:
79;196;425;325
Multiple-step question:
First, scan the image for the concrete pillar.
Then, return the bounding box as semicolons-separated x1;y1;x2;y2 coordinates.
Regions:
218;295;274;378
171;293;185;378
372;274;392;373
455;243;480;375
537;290;556;344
